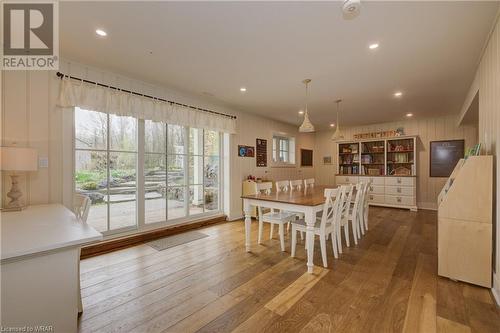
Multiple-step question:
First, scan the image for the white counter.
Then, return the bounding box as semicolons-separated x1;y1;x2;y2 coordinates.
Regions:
1;204;103;332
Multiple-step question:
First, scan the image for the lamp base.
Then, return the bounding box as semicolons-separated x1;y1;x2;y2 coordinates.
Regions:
4;174;26;211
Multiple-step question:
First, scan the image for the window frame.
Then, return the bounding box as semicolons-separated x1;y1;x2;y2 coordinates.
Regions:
72;107;224;237
272;133;296;166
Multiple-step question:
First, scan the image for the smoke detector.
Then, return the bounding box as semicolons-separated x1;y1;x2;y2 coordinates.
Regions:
342;0;361;19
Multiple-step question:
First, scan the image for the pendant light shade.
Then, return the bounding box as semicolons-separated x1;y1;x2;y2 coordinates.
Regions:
331;99;344;141
299;79;315;133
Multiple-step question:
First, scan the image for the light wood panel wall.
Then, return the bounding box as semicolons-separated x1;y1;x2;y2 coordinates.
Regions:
313;115;478;210
475;15;500;298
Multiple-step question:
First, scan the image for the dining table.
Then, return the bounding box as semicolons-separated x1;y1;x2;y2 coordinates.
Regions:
241;185;337;273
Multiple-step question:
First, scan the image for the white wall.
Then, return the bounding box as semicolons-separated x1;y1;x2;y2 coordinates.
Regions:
313;115;478;210
473;15;500;302
0;60;312;221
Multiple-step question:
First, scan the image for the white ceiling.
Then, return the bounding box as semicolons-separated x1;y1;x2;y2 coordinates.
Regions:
60;1;499;129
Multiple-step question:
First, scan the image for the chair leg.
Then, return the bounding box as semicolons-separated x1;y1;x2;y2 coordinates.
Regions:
336;223;343;254
331;231;339;259
320;234;327;268
258;220;263;244
344;222;350;247
291;226;297;257
279;224;285;252
270;223;274;239
351;219;358;245
300;231;304;241
364;209;369;230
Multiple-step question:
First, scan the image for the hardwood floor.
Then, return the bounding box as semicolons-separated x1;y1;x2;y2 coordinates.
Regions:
78;207;500;333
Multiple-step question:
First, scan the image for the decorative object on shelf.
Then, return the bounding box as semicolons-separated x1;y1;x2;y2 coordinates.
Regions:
299;79;315;133
0;146;38;211
392;166;411;176
323;156;332;164
300;149;313;167
353;130;398;139
395;127;405;136
465;143;481;158
256;138;267;167
331;99;344;141
430;140;464;177
238;145;255;157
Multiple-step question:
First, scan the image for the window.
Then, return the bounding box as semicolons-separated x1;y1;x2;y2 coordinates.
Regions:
74;107;137;233
74;106;222;235
272;135;295;164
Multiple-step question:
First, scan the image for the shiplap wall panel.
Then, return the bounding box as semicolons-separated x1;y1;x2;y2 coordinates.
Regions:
475;16;499;296
314;115;478;210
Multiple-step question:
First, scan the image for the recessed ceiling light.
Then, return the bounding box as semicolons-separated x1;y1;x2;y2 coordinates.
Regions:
298;110;304;115
406;113;413;117
369;43;379;50
330;123;335;127
394;91;403;97
96;29;107;37
240;87;247;92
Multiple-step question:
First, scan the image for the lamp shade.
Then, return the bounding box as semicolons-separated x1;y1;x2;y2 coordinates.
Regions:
0;147;38;171
299;112;315;133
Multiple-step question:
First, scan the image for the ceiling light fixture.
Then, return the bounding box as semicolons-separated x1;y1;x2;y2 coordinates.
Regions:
95;29;107;37
240;87;247;92
394;91;403;97
342;0;362;19
330;123;335;127
406;113;413;117
299;79;315;133
369;43;379;50
298;110;304;115
331;99;344;141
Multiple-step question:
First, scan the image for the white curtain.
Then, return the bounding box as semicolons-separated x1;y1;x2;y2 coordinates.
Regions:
57;78;237;133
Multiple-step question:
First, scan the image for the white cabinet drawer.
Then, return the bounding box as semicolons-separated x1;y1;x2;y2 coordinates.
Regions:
385;186;415;197
367;193;385;204
358;176;385;185
367;185;385;194
385;177;415;187
336;176;359;184
385;195;416;206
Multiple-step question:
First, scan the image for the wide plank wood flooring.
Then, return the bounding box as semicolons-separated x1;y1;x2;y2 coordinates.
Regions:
78;207;500;333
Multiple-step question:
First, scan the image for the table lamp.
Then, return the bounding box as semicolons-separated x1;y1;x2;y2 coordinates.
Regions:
0;147;38;211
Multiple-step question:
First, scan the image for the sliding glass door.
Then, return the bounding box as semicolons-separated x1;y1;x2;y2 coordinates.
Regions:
75;107;222;235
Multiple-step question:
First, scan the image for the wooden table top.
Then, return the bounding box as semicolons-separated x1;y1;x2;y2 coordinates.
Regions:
241;185;338;206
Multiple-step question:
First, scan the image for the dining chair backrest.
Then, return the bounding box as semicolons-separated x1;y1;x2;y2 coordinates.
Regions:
304;178;315;188
362;180;371;209
320;187;346;232
256;182;272;195
339;184;353;217
275;180;290;193
74;194;91;223
352;182;364;212
290;180;303;191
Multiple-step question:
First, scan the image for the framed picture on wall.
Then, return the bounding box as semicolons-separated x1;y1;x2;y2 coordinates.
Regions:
323;156;332;164
430;140;465;177
301;149;313;167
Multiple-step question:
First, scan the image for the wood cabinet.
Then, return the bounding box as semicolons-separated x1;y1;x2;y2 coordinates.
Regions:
437;156;493;287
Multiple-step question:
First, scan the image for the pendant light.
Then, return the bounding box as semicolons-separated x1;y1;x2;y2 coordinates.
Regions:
299;79;315;133
331;99;344;141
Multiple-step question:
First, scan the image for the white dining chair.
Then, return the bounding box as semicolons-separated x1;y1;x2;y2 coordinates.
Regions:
346;183;365;245
73;194;91;314
361;180;371;233
290;187;344;267
304;178;315;188
290;179;303;191
338;184;354;253
257;181;296;251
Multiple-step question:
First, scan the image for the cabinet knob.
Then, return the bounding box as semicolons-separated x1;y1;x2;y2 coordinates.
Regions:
370;186;374;191
397;187;402;193
397;178;402;184
397;197;402;203
370;195;374;200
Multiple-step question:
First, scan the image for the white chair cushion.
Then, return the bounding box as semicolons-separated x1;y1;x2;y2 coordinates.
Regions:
291;218;332;229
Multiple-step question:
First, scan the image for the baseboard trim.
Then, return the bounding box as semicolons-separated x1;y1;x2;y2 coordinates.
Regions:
80;215;227;259
492;273;500;307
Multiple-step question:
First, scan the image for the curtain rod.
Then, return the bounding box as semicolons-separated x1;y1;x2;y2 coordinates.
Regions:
56;71;237;120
